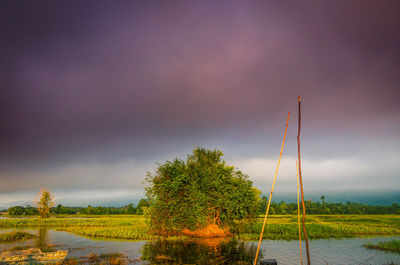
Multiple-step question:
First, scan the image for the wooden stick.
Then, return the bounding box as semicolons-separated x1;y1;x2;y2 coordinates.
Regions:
297;96;311;265
297;160;303;265
253;112;290;265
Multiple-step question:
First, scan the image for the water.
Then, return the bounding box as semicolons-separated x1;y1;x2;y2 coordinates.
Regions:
1;228;399;264
257;237;400;264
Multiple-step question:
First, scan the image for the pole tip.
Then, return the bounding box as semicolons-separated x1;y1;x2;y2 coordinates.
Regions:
298;96;301;102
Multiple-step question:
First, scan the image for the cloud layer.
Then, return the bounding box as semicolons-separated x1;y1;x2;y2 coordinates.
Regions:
1;1;400;202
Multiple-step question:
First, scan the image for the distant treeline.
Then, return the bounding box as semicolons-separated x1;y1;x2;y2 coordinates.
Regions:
7;199;149;216
258;196;400;215
6;197;400;216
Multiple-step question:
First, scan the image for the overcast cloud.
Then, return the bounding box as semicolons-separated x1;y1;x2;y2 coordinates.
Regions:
1;1;400;205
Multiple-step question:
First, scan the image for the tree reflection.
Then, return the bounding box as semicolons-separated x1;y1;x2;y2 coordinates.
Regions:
35;227;48;251
141;238;260;264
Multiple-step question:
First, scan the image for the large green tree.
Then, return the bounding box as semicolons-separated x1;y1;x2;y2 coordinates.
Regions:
145;147;260;234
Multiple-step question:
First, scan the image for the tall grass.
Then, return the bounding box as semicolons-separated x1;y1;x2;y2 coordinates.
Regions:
0;215;399;241
236;215;400;240
0;231;36;243
58;225;156;240
0;215;144;228
363;239;400;253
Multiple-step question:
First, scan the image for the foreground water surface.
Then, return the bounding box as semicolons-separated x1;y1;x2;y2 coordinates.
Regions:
1;228;399;264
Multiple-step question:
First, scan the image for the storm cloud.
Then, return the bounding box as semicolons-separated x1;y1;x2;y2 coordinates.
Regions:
1;1;400;204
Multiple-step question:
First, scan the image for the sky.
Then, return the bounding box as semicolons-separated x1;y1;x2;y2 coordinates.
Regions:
1;1;400;207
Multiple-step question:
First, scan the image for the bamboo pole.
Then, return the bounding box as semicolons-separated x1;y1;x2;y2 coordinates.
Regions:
296;160;303;265
297;96;311;265
253;112;290;265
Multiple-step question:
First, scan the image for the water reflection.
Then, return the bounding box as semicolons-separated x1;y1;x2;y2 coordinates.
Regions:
35;227;49;251
1;227;399;264
141;238;259;265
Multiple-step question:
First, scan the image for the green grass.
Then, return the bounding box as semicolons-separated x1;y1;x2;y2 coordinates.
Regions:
58;225;156;240
0;215;144;228
0;231;36;243
0;215;399;241
363;239;400;253
237;215;400;240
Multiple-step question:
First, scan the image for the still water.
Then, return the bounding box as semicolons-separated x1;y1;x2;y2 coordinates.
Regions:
1;228;399;264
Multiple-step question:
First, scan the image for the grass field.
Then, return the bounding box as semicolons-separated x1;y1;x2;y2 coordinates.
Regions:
0;215;399;241
0;231;36;243
237;215;400;240
363;239;400;253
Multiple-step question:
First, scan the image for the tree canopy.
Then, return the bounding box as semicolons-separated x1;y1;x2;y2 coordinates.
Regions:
145;147;260;234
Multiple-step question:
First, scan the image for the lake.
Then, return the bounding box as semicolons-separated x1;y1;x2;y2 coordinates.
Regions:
1;228;399;264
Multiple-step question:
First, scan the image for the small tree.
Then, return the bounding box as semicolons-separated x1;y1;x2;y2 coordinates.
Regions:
126;203;136;214
258;196;268;214
145;147;260;234
137;199;149;215
320;195;325;206
36;190;54;218
8;206;24;216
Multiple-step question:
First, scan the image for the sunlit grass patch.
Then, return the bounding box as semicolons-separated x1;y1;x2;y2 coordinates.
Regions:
0;215;146;228
236;215;400;240
57;226;157;240
363;239;400;253
0;231;36;243
1;215;399;241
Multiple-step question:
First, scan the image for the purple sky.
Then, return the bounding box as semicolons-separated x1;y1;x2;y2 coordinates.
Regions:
1;1;400;205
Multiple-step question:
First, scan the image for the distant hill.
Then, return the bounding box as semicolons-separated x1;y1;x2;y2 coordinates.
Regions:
0;197;142;210
269;190;400;206
1;190;398;209
0;200;33;210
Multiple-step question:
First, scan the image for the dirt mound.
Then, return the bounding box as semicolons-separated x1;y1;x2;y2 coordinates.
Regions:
181;224;230;237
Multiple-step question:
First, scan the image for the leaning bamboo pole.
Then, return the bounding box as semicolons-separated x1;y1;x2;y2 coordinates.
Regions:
253;112;290;265
297;96;311;265
296;160;303;265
